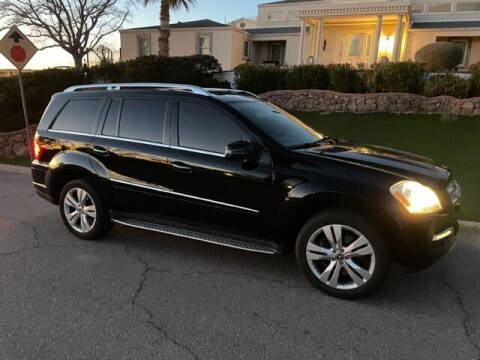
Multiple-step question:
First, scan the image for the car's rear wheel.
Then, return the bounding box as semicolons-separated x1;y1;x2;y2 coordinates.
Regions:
59;179;112;240
296;209;390;299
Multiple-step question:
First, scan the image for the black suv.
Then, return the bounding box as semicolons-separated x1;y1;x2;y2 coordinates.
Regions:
31;83;461;298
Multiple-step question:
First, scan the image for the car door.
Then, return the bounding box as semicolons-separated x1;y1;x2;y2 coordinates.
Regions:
90;93;176;215
167;98;275;237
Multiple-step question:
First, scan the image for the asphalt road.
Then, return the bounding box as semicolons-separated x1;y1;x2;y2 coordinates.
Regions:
1;166;479;360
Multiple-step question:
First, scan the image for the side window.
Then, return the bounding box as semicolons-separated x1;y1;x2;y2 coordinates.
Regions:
119;99;167;143
52;99;104;134
178;101;248;154
102;99;121;136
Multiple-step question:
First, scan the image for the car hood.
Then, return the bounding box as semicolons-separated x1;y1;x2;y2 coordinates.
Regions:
296;141;451;186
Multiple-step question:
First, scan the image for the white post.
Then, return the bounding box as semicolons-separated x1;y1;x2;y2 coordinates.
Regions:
370;15;383;64
315;18;323;63
392;14;404;62
298;19;306;65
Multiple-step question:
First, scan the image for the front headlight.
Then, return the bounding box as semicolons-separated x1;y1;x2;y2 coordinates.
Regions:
390;180;442;214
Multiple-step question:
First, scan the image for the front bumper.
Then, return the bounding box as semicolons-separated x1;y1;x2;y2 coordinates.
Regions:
392;211;459;269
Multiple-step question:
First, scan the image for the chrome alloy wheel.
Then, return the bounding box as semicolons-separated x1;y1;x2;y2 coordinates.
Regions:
306;224;376;290
63;187;97;233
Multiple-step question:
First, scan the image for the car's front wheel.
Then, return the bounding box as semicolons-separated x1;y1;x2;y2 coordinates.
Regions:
296;209;390;299
59;179;112;240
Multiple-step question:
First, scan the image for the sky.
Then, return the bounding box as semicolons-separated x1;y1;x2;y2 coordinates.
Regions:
0;0;266;70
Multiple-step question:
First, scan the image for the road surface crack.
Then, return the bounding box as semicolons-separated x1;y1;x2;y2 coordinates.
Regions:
445;279;480;359
122;243;201;360
0;215;40;255
179;270;306;289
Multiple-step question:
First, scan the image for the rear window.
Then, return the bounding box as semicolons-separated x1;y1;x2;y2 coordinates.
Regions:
119;99;167;143
52;99;104;134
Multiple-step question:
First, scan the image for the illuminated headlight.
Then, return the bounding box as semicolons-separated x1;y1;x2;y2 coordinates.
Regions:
390;181;442;214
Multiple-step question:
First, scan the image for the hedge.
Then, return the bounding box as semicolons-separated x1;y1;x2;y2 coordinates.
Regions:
234;62;479;98
0;55;229;132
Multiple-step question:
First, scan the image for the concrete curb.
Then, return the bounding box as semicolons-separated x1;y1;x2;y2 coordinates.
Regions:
459;221;480;235
0;163;30;175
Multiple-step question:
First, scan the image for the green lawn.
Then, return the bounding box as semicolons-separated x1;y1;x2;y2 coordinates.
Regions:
0;156;31;167
294;112;480;222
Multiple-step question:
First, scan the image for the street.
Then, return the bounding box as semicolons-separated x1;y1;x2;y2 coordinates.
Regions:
1;166;479;360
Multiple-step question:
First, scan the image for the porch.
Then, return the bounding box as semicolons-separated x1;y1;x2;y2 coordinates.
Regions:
251;41;287;66
297;0;410;66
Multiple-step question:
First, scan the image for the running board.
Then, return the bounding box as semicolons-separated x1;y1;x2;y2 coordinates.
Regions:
112;217;278;255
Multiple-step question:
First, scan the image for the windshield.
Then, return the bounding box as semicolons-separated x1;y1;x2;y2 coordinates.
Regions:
230;101;324;148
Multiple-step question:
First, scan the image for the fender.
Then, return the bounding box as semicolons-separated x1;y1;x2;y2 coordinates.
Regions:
44;150;110;202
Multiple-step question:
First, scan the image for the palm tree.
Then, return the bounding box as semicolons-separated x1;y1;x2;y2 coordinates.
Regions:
142;0;196;56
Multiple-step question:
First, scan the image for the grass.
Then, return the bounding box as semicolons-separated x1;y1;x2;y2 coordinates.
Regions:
294;112;480;222
0;156;31;167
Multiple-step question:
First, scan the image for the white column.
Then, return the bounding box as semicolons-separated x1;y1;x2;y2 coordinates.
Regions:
298;19;306;65
370;15;383;64
315;18;323;63
392;14;404;62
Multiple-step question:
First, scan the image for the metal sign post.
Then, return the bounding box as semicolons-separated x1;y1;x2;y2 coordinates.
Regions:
0;26;38;160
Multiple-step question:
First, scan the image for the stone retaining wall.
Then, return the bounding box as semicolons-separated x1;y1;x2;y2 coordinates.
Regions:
0;125;37;158
260;90;480;116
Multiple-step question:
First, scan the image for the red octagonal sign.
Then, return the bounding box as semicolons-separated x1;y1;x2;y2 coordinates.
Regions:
10;45;26;63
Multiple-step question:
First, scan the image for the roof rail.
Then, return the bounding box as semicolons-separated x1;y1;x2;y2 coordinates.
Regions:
63;83;211;96
205;88;259;99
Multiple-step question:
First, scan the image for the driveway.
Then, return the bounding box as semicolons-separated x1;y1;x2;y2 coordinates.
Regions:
1;166;479;360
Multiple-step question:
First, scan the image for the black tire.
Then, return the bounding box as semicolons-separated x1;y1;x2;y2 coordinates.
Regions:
59;179;112;240
296;209;390;299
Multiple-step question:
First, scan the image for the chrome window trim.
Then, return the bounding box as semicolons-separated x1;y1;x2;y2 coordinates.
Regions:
171;146;225;158
48;129;91;136
110;178;258;214
31;160;49;168
32;181;47;189
95;134;169;148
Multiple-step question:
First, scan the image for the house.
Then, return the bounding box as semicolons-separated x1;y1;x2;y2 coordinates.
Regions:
120;19;249;71
120;0;480;71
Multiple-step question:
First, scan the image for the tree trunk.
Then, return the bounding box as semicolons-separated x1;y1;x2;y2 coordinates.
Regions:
73;53;83;70
158;0;170;57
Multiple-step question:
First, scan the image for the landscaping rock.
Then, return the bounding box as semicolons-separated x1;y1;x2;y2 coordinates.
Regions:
260;90;480;116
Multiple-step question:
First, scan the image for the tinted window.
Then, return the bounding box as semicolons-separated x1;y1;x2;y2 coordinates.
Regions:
52;99;104;134
119;99;166;143
102;99;121;136
178;102;248;154
231;101;323;148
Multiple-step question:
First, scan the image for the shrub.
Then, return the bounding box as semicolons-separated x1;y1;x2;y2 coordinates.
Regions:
89;55;229;87
234;63;287;94
328;64;366;93
285;65;330;90
470;62;480;96
367;61;425;94
415;42;464;72
424;74;471;98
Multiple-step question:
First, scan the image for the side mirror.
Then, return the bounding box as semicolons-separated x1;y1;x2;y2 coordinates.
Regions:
225;140;258;160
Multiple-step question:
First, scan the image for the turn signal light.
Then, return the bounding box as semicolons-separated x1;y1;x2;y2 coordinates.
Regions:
33;133;42;160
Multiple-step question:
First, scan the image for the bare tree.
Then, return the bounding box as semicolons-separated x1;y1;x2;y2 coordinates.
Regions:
92;44;114;65
142;0;196;57
0;0;130;69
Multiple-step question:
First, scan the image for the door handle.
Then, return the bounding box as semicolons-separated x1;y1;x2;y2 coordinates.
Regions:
172;162;192;173
92;146;110;156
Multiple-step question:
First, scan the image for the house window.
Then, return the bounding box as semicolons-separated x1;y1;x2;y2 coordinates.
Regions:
243;40;250;58
197;33;212;55
348;34;363;57
427;3;452;13
137;35;151;57
411;4;425;13
456;2;480;12
437;37;471;67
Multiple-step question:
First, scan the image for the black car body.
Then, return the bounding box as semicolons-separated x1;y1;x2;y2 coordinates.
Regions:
31;83;460;298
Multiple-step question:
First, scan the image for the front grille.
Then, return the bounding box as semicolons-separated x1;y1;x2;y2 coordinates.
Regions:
447;180;461;205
